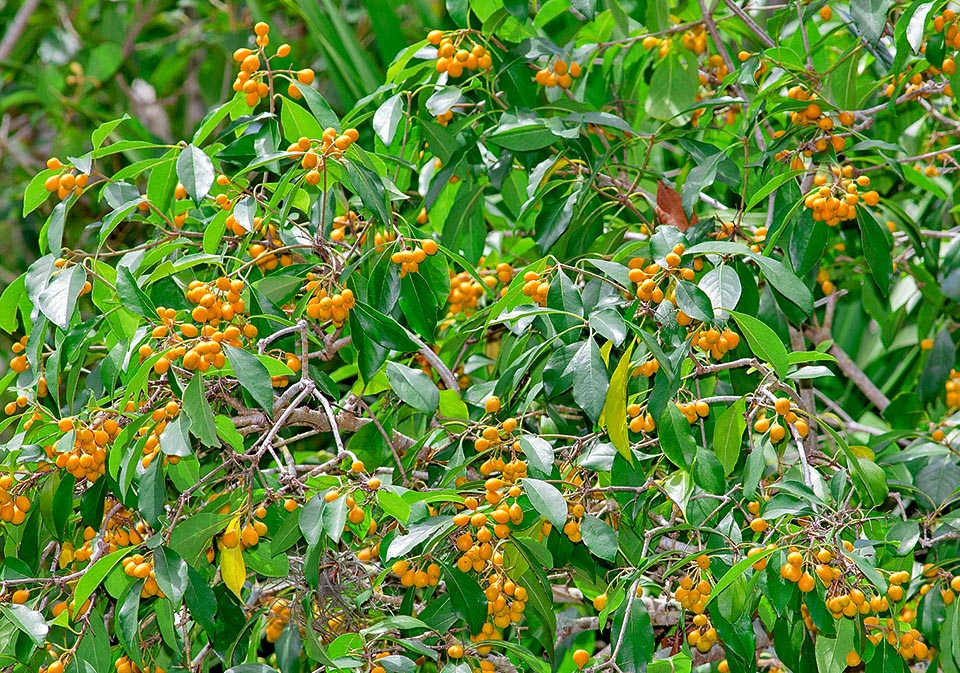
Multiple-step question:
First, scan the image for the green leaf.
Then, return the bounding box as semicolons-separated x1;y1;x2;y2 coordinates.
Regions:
0;604;48;647
23;168;57;217
183;373;219;447
698;265;741;318
519;436;555;476
91;114;130;151
857;208;893;295
546;270;584;343
176;144;215;203
385;362;439;413
224;345;274;413
73;547;131;610
693;447;726;494
352;301;418;351
566;339;609;423
602;343;634;463
918;328;955;404
0;274;25;333
43;201;67;255
154;546;189;605
589;308;627;346
280;96;325;144
850;0;893;44
345;161;391;230
674;280;713;322
814;617;856;673
645;52;699;121
117;267;157;318
441;563;488;633
580;515;619;562
729;311;789;379
713;397;746;475
288;82;340;131
523;478;567;528
657;404;696;469
610;596;654;672
751;256;813;315
169;512;230;563
399;273;438;341
39;264;86;330
373;93;404;145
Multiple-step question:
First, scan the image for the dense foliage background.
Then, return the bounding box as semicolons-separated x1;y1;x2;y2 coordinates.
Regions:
1;0;960;672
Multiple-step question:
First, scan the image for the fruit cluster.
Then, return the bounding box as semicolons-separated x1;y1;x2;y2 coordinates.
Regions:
521;270;551;306
71;502;151;563
7;336;30;375
285;128;360;187
304;277;356;327
534;58;582;89
689;325;741;361
390;238;439;276
0;474;30;525
264;598;292;643
42;157;90;201
147;303;257;376
627;402;656;434
221;512;268;550
137;401;182;469
946;369;960;408
47;416;119;483
330;210;360;242
802;166;878;226
114;655;164;673
428;30;492;78
686;612;720;653
816;268;835;296
122;554;165;598
675;399;710;424
783;87;854;154
446;262;512;316
627;245;695;307
231;22;315;106
673;555;714;615
753;396;809;442
391;560;442;588
480;574;528;630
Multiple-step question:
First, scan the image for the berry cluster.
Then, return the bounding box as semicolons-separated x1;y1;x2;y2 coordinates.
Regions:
946;369;960;408
42;157;90;201
285;129;360;187
0;474;30;525
803;166;879;226
534;58;582;89
428;30;492;78
753;396;809;443
689;326;740;361
304;277;356;327
232;22;315;106
122;554;165;598
627;402;656;434
264;598;292;643
390;238;439;276
47;416;119;483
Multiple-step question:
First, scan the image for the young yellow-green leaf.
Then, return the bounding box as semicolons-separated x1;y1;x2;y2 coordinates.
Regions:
603;342;635;463
221;519;246;598
729;311;789;379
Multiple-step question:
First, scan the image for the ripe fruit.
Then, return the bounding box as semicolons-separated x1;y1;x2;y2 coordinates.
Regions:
447;644;464;659
572;649;590;669
485;396;501;413
593;592;608;611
